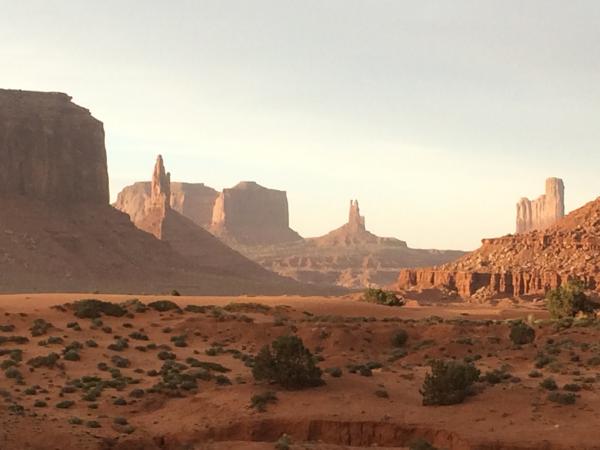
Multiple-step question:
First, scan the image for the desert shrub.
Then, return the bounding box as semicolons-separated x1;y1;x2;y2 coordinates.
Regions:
158;350;176;361
563;383;581;392
72;299;126;319
85;339;98;348
30;319;52;337
509;321;535;345
480;368;511;385
148;300;181;312
63;350;80;362
86;420;101;428
68;417;83;425
548;391;576;405
0;324;15;332
252;335;323;390
409;439;439;450
170;335;187;347
171;289;181;296
251;390;277;412
540;377;558;391
108;338;129;352
215;374;232;385
391;329;409;347
4;367;23;381
56;400;75;409
27;352;60;369
129;331;149;341
528;370;543;378
0;336;29;345
129;388;145;398
34;400;47;407
362;288;404;307
114;416;128;425
420;359;480;406
111;355;130;368
374;389;389;398
275;434;292;450
546;280;596;319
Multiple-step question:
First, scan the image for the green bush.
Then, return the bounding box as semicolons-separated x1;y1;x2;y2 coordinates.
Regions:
546;280;596;319
509;321;535;345
362;288;404;307
148;300;181;312
72;299;126;319
252;335;323;390
420;359;480;406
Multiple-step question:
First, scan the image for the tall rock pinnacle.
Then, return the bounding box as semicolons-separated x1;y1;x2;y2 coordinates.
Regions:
516;177;565;234
150;155;171;212
348;199;366;232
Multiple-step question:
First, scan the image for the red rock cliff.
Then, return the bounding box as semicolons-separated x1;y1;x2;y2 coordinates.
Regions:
0;89;109;205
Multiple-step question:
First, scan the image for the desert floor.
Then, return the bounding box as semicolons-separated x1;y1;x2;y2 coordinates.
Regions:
1;293;600;450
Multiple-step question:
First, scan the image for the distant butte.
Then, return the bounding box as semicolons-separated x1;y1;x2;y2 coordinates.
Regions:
516;177;564;234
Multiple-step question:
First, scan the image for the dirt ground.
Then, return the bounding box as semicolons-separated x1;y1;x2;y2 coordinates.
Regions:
1;293;600;450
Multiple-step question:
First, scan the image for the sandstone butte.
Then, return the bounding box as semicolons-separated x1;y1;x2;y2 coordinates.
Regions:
0;89;336;295
115;177;301;246
246;200;466;289
116;168;465;289
397;193;600;298
516;177;565;234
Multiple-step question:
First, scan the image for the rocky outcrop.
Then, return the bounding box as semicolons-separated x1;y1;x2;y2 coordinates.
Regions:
115;179;300;246
397;195;600;298
211;181;302;245
244;200;465;289
114;181;218;228
0;89;109;204
516;178;564;233
0;89;332;295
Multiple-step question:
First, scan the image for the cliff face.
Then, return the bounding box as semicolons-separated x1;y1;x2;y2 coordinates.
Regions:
0;89;330;295
0;89;109;205
397;196;600;298
243;200;465;289
211;181;302;245
516;178;564;234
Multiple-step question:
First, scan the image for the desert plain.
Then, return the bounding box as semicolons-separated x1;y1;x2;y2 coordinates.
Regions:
2;292;600;450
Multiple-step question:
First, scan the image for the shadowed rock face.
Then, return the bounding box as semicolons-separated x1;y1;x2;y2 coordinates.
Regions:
516;178;564;234
211;181;302;245
0;89;109;205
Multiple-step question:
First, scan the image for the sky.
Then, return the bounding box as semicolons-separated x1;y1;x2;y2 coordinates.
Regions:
1;1;600;250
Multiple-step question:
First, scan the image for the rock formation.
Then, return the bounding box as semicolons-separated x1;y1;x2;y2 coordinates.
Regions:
0;89;109;205
211;181;302;245
0;89;331;295
245;200;465;289
397;195;600;298
115;181;218;228
115;180;301;246
516;177;565;233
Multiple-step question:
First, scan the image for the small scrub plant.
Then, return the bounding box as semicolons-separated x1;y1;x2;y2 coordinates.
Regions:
409;439;439;450
72;299;126;319
252;335;323;390
362;288;404;307
509;321;535;345
420;359;480;406
391;329;409;347
548;391;576;405
325;367;342;378
546;280;596;320
250;390;278;412
540;377;558;391
148;300;181;312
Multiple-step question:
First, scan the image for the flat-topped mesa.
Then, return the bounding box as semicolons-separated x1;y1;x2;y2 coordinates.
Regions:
148;155;171;212
0;89;109;205
210;181;302;246
516;177;565;234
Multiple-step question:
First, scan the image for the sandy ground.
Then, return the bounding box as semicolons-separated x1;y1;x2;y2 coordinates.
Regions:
1;293;599;450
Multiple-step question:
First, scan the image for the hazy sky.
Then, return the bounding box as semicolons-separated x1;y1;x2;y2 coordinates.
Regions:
2;1;600;250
